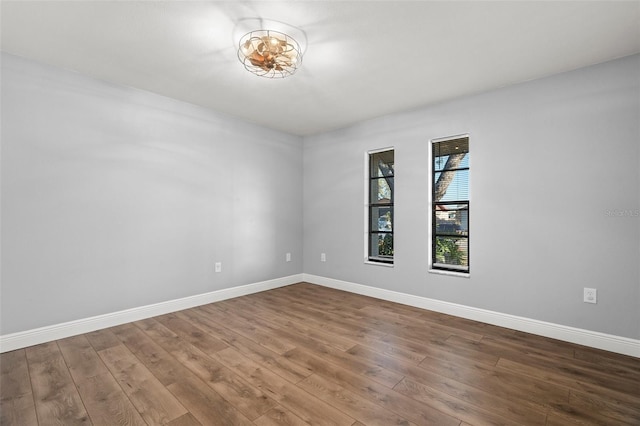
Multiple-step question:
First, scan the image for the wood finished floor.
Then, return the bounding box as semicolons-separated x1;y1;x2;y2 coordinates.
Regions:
2;283;639;426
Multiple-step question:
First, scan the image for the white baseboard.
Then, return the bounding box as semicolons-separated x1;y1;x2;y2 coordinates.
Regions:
0;274;302;353
4;273;638;358
303;274;640;358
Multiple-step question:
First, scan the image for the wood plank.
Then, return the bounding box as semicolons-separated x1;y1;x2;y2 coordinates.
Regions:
110;323;190;386
84;328;122;352
139;318;278;420
298;373;417;425
25;342;92;426
358;305;484;343
395;334;499;367
250;293;389;345
282;285;465;349
257;288;388;337
545;403;629;426
114;323;254;425
394;377;516;426
198;304;298;355
178;307;313;384
1;350;34;400
496;357;640;403
217;303;406;389
370;297;512;341
166;376;254;426
154;312;229;354
0;394;39;426
404;366;546;424
57;335;110;381
573;346;640;376
481;332;576;360
98;344;188;425
218;297;357;352
479;332;639;383
73;373;146;426
277;284;370;311
345;344;547;425
165;413;202;426
417;352;569;410
230;296;428;365
244;291;393;356
253;405;309;426
213;346;356;426
254;289;389;340
567;390;640;425
277;328;405;389
284;347;460;426
0;350;38;426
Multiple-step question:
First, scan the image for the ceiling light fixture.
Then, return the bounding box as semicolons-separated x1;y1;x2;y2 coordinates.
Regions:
236;19;305;78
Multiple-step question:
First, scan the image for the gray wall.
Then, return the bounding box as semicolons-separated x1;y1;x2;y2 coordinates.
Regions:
1;53;303;335
2;52;639;342
303;54;640;340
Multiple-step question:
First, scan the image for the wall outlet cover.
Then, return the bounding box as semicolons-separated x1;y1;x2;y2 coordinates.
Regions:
584;288;597;304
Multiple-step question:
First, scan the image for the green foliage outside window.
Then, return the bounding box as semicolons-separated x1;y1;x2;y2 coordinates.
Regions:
378;234;394;256
435;238;464;265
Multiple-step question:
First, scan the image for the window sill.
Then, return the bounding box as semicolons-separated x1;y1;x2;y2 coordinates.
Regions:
428;268;470;278
365;260;394;268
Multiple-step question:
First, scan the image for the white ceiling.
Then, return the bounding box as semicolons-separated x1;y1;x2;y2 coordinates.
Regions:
1;1;639;136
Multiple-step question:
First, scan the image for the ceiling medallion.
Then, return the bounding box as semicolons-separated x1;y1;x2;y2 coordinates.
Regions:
236;19;306;79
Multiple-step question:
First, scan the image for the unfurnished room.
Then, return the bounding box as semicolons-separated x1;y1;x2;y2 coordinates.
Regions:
1;1;639;425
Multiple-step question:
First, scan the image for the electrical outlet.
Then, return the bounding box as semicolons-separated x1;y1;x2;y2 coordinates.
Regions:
215;262;222;273
286;253;291;262
584;288;597;304
321;253;326;262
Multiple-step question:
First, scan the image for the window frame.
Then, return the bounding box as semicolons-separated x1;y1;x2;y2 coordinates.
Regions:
365;147;394;265
429;135;470;276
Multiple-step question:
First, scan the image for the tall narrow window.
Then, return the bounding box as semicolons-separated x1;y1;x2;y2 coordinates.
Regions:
368;149;394;264
432;137;469;272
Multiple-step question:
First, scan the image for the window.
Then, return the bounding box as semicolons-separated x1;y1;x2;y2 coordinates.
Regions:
368;149;394;264
432;136;469;272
